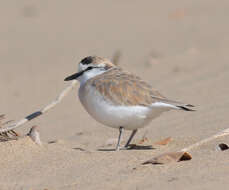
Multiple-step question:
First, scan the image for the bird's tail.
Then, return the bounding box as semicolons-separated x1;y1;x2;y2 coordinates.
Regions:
176;104;195;111
151;96;196;111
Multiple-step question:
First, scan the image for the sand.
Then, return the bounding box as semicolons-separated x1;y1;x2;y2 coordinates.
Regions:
0;0;229;189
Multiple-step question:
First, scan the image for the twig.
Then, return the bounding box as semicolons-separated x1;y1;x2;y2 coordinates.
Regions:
181;127;229;152
0;80;77;133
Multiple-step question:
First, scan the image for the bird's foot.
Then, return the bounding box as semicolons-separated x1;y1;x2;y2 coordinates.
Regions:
115;146;129;151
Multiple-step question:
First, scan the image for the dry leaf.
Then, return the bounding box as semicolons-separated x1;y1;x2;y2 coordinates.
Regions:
142;151;192;165
154;137;172;145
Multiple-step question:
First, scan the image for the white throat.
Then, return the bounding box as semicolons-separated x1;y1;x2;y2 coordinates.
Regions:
77;68;106;85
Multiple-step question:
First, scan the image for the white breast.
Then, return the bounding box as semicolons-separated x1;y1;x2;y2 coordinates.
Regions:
78;84;166;130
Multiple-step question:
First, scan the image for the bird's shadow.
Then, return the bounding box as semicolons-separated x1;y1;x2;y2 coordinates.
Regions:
73;147;86;151
97;144;155;151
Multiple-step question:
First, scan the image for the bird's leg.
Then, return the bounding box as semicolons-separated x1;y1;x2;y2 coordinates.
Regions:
115;127;123;151
124;129;138;148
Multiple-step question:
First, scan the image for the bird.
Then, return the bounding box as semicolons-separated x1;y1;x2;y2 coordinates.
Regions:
64;56;194;151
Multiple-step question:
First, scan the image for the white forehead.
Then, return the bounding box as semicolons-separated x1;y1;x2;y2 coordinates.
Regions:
78;62;87;71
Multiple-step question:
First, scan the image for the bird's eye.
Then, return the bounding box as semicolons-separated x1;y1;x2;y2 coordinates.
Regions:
86;66;93;70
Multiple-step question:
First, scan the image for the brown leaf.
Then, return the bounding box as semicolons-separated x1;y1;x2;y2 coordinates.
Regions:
142;151;192;165
154;137;172;145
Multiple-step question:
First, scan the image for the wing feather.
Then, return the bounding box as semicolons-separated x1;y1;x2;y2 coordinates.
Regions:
88;68;165;106
87;68;194;110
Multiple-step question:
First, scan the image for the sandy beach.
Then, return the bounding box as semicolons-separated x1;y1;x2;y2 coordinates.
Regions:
0;0;229;189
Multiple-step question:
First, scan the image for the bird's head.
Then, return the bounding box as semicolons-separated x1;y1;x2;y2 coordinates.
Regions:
64;56;115;82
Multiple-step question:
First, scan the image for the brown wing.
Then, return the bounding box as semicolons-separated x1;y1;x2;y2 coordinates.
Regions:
88;68;165;106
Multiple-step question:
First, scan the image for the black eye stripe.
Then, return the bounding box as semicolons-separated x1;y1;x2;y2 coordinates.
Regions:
81;56;93;65
85;66;101;72
86;66;93;70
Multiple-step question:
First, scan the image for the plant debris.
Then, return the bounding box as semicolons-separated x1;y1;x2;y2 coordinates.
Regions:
28;126;42;145
142;151;192;165
143;127;229;165
0;114;20;141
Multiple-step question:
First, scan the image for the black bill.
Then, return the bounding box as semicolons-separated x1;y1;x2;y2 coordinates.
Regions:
64;70;85;81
